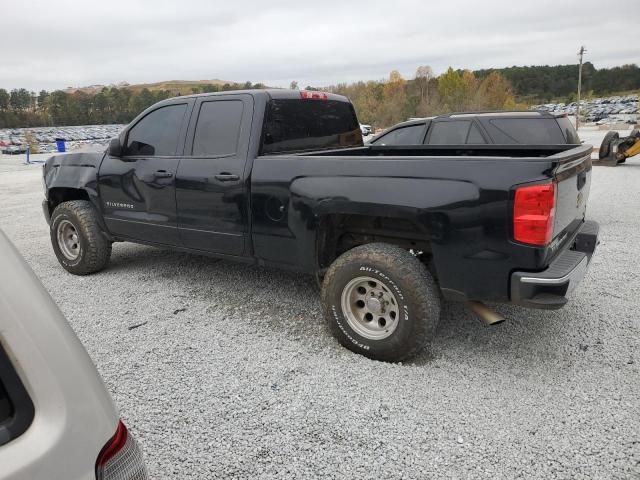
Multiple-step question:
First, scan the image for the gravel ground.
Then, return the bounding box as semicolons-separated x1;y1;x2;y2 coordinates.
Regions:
0;153;638;479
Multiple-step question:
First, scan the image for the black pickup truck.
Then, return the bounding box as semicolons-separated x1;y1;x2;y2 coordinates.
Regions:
42;89;599;362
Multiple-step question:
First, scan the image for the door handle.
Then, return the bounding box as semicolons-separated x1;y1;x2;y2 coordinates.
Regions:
153;170;173;178
214;173;239;182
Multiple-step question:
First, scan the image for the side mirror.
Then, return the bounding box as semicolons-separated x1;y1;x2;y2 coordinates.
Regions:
108;137;123;157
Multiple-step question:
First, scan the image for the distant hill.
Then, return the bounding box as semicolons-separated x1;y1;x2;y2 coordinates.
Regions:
125;79;235;94
65;79;236;95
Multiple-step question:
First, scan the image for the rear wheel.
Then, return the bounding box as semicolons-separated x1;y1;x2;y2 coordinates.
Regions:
321;243;440;362
50;200;111;275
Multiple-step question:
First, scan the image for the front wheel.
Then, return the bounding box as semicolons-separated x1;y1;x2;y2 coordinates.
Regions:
321;243;440;362
50;200;112;275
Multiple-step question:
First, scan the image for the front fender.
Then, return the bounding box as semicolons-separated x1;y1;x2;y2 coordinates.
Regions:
44;152;105;206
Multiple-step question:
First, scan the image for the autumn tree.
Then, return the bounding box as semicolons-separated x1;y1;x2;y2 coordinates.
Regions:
379;70;407;125
461;70;479;110
477;71;515;109
437;67;465;111
350;81;384;126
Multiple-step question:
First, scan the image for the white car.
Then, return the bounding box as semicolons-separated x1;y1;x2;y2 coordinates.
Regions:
0;230;148;480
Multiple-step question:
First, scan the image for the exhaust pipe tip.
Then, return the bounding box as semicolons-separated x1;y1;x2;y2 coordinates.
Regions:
467;301;505;326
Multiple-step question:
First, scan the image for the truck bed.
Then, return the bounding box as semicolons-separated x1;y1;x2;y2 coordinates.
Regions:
251;144;593;303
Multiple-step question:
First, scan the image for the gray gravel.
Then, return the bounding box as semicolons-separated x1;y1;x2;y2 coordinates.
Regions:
0;153;638;479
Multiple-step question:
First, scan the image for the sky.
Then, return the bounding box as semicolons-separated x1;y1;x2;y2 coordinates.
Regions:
1;0;638;92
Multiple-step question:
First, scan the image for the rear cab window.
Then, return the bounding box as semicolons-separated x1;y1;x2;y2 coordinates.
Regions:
262;98;362;154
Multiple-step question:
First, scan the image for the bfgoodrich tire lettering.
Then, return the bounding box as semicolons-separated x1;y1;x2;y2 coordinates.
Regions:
321;243;440;362
50;200;111;275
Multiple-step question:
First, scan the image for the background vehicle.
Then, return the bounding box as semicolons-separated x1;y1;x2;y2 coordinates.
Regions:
360;123;372;136
1;145;26;155
597;129;640;165
42;89;598;362
368;111;581;146
0;230;148;480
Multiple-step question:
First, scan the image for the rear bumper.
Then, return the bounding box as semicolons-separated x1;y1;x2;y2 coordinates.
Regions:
510;220;599;309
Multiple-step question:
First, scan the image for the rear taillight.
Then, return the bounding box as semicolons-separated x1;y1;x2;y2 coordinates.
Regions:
96;420;148;480
300;90;328;100
513;182;556;246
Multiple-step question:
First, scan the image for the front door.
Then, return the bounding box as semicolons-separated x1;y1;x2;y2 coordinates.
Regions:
98;102;191;245
175;95;253;255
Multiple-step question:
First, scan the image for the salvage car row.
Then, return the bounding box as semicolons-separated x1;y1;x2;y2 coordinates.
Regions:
532;94;638;124
0;124;125;154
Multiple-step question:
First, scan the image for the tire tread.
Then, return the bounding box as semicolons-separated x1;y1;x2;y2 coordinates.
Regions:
321;243;440;362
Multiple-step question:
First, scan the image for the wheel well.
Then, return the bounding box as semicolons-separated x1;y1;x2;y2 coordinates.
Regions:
317;214;433;270
47;188;90;215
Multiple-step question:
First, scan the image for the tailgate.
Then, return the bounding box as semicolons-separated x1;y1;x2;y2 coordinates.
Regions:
551;146;592;242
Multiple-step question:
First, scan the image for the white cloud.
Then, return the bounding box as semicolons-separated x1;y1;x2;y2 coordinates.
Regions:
1;0;637;91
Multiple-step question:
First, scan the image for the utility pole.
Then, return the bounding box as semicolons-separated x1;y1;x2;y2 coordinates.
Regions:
576;45;587;131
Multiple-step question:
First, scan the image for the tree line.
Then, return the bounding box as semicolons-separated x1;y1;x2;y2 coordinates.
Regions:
0;82;266;129
1;63;638;130
322;67;524;128
473;62;640;103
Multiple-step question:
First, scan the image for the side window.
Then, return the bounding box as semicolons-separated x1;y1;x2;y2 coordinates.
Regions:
125;104;187;156
488;118;565;144
375;125;424;145
466;124;486;144
428;121;471;144
192;100;244;156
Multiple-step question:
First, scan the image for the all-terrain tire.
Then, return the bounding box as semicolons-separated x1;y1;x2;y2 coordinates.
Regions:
321;243;440;362
50;200;111;275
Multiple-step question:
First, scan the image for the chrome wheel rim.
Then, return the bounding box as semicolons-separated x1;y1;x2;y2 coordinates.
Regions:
56;220;80;261
340;276;400;340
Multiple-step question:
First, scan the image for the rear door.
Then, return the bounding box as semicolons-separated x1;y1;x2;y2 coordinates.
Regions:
175;94;254;255
98;101;191;245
